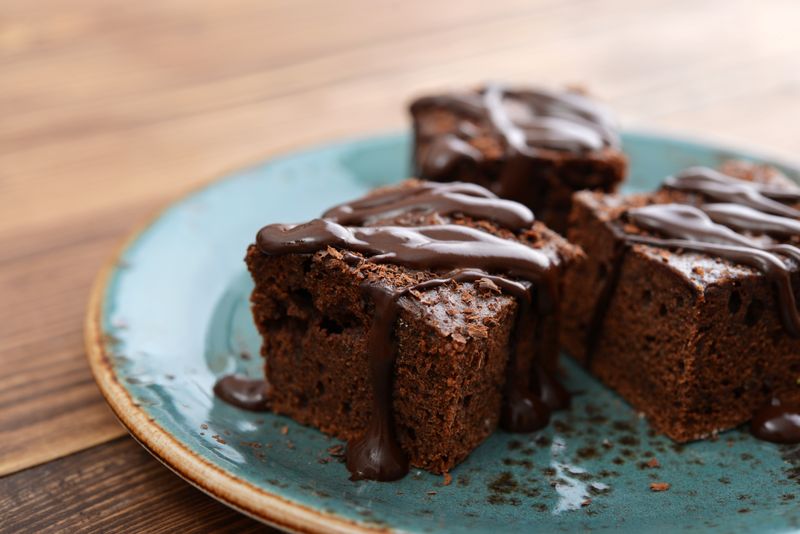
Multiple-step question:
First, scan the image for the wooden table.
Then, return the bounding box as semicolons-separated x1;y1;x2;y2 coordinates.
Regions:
3;0;800;531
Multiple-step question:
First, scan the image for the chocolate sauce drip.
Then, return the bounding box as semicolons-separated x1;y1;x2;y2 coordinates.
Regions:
213;375;271;411
751;398;800;443
411;84;619;184
500;288;551;433
500;361;571;433
584;228;630;365
346;284;409;481
322;181;534;231
256;213;565;480
533;362;571;411
501;387;550;432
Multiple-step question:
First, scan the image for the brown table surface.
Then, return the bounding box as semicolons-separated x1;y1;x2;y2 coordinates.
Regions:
3;0;800;531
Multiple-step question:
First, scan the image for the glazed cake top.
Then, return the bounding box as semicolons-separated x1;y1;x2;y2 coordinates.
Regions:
575;161;800;337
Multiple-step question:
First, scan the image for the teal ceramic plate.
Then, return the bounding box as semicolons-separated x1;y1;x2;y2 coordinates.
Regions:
87;131;800;533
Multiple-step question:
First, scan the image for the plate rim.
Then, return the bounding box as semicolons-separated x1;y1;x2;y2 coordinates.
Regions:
84;128;800;533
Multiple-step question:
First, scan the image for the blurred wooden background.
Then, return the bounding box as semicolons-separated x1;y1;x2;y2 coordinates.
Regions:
2;0;800;531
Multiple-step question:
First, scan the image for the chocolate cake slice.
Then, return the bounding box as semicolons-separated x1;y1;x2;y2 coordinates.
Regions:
410;84;628;234
243;180;581;480
560;162;800;442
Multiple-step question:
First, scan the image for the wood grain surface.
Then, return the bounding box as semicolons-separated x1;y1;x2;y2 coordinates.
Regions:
0;438;271;533
2;0;800;531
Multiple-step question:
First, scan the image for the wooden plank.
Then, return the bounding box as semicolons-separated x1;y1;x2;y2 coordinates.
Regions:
0;437;274;533
4;0;800;234
0;203;155;475
653;84;800;158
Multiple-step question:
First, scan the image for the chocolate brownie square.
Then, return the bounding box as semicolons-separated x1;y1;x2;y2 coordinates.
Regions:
560;161;800;442
410;84;627;234
245;180;581;479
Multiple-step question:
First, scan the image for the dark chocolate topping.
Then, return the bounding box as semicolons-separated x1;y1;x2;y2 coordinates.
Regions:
213;375;271;412
411;84;620;181
751;398;800;443
322;181;534;230
702;203;800;236
255;187;566;481
666;166;800;217
257;219;552;281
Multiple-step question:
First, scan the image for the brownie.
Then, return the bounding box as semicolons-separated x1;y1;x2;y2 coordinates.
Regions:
245;180;581;479
560;161;800;442
410;84;628;234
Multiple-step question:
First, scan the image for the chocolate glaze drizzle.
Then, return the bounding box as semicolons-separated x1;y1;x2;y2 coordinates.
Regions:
257;220;553;280
751;398;800;443
411;84;620;189
322;180;534;230
213;375;271;412
252;182;567;481
665;166;800;217
585;165;800;443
